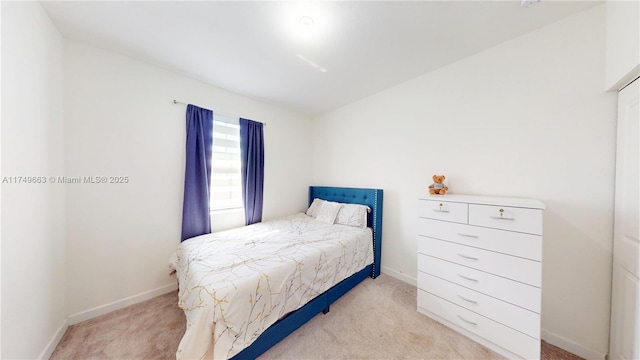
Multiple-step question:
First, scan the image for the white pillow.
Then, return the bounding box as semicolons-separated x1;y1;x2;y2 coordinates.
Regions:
315;201;342;224
335;203;370;228
306;198;325;218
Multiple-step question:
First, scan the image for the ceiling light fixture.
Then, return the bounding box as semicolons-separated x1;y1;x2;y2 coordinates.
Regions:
296;15;317;41
299;16;315;32
520;0;541;8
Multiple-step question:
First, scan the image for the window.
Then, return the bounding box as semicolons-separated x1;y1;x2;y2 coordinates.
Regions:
210;115;243;212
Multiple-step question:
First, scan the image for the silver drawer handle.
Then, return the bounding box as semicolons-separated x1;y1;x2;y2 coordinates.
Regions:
490;216;515;221
457;233;479;238
433;203;450;213
458;274;478;282
457;294;478;304
457;315;478;326
457;253;479;261
491;208;514;220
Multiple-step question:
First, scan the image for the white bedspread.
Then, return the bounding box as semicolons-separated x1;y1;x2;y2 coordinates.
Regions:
170;213;373;359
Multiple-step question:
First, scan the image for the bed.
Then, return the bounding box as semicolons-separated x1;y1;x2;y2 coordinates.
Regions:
170;186;383;360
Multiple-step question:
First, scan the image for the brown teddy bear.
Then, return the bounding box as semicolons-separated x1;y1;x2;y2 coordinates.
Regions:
428;175;448;195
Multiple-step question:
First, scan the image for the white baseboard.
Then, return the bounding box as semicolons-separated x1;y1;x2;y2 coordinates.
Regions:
382;266;417;286
38;319;68;360
542;328;607;360
68;282;178;325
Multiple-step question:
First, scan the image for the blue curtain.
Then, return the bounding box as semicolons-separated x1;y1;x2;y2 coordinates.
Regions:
181;105;213;241
239;118;264;225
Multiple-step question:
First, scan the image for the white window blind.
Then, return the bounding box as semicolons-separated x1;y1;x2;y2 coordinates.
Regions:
210;115;243;212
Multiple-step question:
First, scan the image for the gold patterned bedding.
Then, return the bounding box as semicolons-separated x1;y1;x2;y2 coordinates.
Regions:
169;213;373;359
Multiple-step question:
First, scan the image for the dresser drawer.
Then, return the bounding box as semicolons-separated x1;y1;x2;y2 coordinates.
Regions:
418;290;540;359
418;237;541;287
469;204;542;235
418;200;468;224
417;218;541;261
418;255;540;312
418;273;540;338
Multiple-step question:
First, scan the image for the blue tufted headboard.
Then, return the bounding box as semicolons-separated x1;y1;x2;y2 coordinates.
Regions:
308;186;383;278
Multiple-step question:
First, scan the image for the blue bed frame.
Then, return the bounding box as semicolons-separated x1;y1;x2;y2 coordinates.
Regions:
231;186;383;359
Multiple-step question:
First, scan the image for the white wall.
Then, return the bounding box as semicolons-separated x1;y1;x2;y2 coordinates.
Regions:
312;5;615;359
63;40;313;318
1;2;67;359
605;0;640;90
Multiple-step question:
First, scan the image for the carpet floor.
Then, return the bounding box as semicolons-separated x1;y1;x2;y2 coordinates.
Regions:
51;274;583;360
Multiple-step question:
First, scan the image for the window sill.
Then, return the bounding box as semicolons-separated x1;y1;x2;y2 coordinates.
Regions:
210;208;244;215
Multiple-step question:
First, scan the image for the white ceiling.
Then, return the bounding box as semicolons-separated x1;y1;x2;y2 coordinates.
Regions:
40;1;601;116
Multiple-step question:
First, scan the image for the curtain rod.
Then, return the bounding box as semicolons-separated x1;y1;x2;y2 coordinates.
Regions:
172;99;266;126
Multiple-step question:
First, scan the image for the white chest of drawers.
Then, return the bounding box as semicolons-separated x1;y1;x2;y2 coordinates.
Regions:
417;194;544;359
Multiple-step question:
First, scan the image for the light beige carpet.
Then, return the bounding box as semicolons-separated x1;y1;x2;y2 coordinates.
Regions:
51;274;583;360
